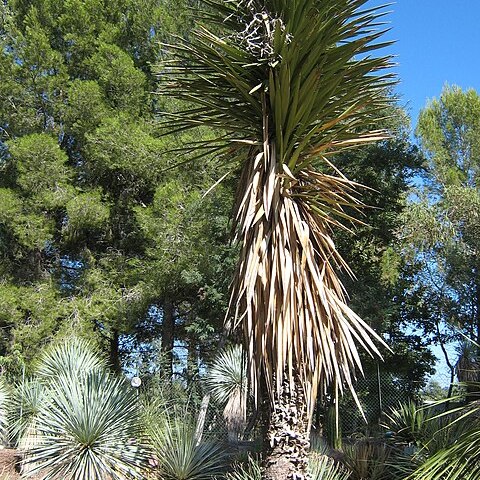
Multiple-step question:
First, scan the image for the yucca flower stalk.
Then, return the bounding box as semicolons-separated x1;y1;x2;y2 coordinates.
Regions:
159;1;394;477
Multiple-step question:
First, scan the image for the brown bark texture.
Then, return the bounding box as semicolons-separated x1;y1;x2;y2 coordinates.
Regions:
263;378;311;480
162;299;175;377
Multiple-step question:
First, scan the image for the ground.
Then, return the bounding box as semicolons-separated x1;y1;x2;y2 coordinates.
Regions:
0;449;20;479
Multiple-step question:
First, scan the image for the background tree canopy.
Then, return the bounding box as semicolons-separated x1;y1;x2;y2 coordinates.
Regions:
0;0;449;410
0;0;235;381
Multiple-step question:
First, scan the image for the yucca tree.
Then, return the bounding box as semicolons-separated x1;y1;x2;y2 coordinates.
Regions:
160;1;394;477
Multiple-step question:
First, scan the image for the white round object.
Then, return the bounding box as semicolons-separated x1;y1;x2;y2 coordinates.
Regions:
131;376;142;388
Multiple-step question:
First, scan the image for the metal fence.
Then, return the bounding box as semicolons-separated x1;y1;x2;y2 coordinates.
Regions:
200;370;413;444
337;371;412;438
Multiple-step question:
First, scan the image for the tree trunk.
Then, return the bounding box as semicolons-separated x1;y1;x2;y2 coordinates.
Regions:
194;394;211;445
162;299;175;378
263;378;310;480
109;328;121;373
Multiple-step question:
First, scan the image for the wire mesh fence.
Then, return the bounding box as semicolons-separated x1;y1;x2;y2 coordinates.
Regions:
200;370;414;445
336;371;413;438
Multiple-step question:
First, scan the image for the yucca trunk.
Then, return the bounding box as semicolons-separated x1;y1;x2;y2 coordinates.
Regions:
263;377;310;480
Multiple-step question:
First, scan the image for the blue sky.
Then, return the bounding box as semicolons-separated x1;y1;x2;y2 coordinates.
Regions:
367;1;480;130
364;1;480;386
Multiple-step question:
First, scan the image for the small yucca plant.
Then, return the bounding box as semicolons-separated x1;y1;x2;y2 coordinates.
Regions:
15;339;148;480
147;414;227;480
382;401;428;447
341;440;391;480
206;345;247;442
9;378;45;448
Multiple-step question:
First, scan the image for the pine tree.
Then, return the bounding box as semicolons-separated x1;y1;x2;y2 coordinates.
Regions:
0;0;233;379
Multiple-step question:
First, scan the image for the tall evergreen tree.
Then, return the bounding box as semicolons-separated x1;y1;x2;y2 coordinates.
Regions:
401;85;480;394
0;0;233;379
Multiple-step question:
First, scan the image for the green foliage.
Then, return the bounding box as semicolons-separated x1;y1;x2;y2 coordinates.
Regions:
417;85;480;187
84;115;164;192
87;42;147;114
8;134;71;199
146;415;227;480
225;457;262;480
0;0;233;380
10;339;148;479
62;80;111;139
65;190;110;236
410;427;480;480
